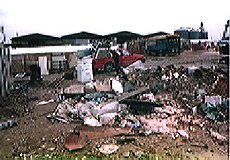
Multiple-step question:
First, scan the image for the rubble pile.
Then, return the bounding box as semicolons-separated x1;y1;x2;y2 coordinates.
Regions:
42;63;229;156
0;84;30;118
0;58;229;158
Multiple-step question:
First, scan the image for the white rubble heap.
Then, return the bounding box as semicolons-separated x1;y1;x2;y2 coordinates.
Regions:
46;64;228;143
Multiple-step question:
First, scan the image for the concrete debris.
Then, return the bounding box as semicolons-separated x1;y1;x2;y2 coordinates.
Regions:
36;99;54;106
140;117;176;134
210;131;228;142
177;130;189;139
124;60;146;74
64;84;85;94
99;113;119;125
41;64;229;156
99;144;119;155
111;79;124;94
84;116;102;127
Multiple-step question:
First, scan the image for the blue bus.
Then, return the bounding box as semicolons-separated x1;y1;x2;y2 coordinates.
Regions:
145;34;181;56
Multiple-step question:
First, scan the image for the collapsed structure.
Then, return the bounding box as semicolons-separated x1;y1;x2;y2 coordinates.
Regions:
43;61;229;153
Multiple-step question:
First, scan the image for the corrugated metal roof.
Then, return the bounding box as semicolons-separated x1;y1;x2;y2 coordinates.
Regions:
11;33;60;41
61;31;102;39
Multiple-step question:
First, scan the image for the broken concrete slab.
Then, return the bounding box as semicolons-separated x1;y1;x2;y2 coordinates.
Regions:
210;130;228;142
99;113;119;125
84;116;102;127
99;144;119;155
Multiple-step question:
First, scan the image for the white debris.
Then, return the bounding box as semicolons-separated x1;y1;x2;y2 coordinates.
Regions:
37;99;54;106
173;72;179;79
84;116;102;127
111;79;123;93
99;113;119;125
210;131;227;141
177;130;189;139
205;95;222;106
126;60;146;71
99;144;119;154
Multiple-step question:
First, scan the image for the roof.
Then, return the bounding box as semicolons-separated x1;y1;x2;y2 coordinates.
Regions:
143;31;169;38
61;31;103;39
11;33;60;41
104;31;141;38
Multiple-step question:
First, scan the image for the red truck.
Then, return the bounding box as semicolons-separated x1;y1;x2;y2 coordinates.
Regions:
92;47;145;72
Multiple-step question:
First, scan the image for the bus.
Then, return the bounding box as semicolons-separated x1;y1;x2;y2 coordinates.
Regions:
145;34;181;56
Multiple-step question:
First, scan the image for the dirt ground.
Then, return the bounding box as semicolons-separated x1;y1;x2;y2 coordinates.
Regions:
0;50;229;159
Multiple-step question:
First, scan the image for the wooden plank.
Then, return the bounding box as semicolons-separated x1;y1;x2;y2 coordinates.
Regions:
115;86;149;101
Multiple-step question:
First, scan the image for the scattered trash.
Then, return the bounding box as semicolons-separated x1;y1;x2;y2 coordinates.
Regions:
187;148;192;153
134;150;144;157
37;64;229;156
0;120;16;130
201;98;229;121
205;95;222;106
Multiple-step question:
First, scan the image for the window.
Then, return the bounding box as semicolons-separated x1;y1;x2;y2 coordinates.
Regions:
76;49;92;59
96;49;110;59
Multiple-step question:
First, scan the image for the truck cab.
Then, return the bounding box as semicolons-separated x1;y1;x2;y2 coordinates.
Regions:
92;47;145;72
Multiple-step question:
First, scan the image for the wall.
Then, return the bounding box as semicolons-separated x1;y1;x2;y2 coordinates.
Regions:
11;53;51;75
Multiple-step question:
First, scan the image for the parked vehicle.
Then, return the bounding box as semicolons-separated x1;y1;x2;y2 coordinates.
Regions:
92;47;145;72
145;34;181;56
116;48;145;66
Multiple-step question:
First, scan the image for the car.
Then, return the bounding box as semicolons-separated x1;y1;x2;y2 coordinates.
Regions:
92;47;145;72
116;48;145;66
92;47;115;72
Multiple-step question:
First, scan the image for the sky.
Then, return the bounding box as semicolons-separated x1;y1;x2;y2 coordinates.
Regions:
0;0;229;41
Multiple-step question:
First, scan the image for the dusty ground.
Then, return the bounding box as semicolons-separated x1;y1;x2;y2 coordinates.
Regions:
0;50;229;159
